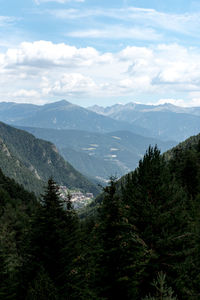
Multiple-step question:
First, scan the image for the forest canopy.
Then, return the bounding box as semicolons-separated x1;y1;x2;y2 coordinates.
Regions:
1;141;200;299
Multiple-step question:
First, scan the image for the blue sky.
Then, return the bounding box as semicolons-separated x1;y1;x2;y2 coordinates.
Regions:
0;0;200;107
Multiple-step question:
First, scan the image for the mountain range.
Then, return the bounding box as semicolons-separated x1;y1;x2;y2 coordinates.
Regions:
1;99;200;183
88;102;200;141
0;100;149;136
1;100;200;143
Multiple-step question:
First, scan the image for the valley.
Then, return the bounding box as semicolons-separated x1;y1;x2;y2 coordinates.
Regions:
1;99;199;184
2;0;200;298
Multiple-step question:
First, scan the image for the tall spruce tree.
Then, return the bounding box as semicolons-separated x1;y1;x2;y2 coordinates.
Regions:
122;146;191;298
23;178;80;300
95;177;148;300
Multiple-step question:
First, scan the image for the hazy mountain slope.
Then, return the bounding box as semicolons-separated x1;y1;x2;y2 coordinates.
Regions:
0;122;99;195
60;147;119;183
0;102;40;122
0;100;149;136
132;111;200;141
17;126;175;182
88;102;200;142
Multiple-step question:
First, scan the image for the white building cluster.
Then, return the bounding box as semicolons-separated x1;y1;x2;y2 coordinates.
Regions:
59;186;94;209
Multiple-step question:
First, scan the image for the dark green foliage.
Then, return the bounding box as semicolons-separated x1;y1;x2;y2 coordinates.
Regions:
79;140;200;299
95;178;148;300
23;178;80;300
168;147;200;198
143;272;177;300
121;146;192;298
0;168;37;299
1;133;200;299
26;267;58;300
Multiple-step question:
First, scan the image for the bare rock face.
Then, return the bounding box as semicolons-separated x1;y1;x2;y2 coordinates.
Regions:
0;138;11;157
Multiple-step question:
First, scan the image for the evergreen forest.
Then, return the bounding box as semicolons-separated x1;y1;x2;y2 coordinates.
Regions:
1;139;200;299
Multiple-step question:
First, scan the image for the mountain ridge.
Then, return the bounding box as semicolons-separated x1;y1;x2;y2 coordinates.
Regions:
88;102;200;141
0;100;150;136
0;121;99;195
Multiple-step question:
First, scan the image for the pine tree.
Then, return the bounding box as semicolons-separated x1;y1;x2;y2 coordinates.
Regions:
22;178;80;299
122;146;191;298
95;177;148;300
26;266;58;300
143;272;177;300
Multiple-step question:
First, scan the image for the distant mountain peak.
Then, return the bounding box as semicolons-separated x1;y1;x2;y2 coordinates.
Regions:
44;100;73;107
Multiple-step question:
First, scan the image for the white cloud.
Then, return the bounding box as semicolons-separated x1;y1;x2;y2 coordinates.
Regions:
5;89;44;104
68;26;161;41
155;98;188;107
12;89;40;98
119;44;200;90
48;73;97;96
1;40;111;69
1;41;200;106
122;7;200;36
188;92;200;106
119;76;153;93
154;97;200;108
0;16;16;27
51;6;200;38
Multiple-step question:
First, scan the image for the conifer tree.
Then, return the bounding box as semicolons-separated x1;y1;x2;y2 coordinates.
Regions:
96;177;148;300
122;146;191;298
23;178;80;299
143;272;177;300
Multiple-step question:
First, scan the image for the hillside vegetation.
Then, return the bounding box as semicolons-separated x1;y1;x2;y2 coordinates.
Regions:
0;122;99;195
1;133;200;299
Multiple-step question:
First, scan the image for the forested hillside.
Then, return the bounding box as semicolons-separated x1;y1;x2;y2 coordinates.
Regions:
0;121;99;195
0;168;38;298
1;135;200;299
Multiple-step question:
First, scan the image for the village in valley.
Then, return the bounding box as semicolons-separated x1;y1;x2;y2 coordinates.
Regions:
59;185;94;209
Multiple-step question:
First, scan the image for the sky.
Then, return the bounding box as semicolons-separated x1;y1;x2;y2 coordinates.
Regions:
1;0;200;107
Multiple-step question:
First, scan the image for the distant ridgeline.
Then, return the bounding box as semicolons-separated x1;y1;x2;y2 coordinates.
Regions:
1;132;200;299
0;121;100;196
1;100;200;142
1;100;200;184
88;101;200;142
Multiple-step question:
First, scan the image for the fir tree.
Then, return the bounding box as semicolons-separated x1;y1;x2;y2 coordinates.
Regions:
95;177;148;300
122;146;191;298
143;272;177;300
23;178;80;299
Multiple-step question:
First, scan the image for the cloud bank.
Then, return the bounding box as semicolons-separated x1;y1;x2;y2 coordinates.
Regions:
1;40;200;106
